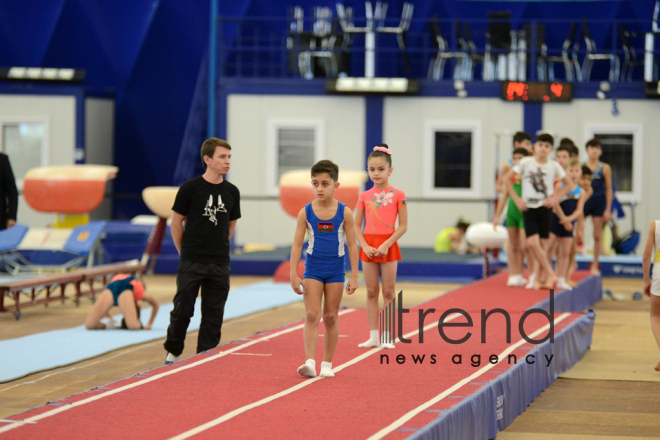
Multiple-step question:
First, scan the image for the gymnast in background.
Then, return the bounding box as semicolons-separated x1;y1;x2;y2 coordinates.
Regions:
434;219;478;254
85;274;159;330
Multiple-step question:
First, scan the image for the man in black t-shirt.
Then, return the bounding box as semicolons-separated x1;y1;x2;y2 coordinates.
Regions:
164;138;241;365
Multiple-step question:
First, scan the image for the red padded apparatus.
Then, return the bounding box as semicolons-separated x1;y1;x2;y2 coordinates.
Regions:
278;170;367;218
22;165;118;214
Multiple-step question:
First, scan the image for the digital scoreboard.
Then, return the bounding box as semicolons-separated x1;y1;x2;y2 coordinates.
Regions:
501;81;573;102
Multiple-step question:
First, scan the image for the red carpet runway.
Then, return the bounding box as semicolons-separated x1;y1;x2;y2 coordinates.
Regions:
0;272;597;440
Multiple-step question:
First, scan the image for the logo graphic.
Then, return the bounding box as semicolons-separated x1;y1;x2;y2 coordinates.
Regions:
528;168;548;198
613;264;643;275
378;290;557;368
371;189;395;208
203;194;227;226
319;222;334;232
380;297;397;344
77;231;89;241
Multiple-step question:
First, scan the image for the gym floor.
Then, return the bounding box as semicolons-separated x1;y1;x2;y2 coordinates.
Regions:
1;276;658;439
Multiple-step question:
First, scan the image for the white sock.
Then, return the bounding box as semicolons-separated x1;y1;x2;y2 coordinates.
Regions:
319;361;334;378
297;359;316;378
508;275;525;287
358;330;380;348
557;278;573;291
165;353;179;363
381;330;395;349
525;273;536;290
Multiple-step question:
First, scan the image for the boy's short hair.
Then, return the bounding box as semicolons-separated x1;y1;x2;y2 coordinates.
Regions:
559;137;575;147
512;147;530;157
556;145;571;156
513;131;532;145
581;165;593;176
311;160;339;181
536;133;554;146
200;138;231;170
586;138;602;149
568;158;581;168
569;144;579;157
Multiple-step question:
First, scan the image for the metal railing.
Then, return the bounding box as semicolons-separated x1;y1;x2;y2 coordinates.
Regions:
213;15;660;82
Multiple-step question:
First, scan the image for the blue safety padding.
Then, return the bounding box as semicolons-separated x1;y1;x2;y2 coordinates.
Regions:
409;311;595;440
398;259;504;280
576;255;644;278
226;258;505;280
231;259;282;276
500;252;646;278
534;275;602;313
0;224;28;252
100;220;504;280
18;250;89;265
63;222;107;255
103;221;154;241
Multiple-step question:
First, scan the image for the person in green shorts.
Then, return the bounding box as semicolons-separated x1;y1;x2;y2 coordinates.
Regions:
493;147;529;286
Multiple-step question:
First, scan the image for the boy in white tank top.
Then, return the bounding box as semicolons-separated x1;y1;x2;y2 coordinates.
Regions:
642;220;660;371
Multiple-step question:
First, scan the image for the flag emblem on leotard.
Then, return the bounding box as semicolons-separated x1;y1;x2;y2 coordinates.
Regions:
402;199;407;206
319;222;333;232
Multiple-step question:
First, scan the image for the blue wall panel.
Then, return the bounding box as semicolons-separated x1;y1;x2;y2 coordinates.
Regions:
0;0;212;219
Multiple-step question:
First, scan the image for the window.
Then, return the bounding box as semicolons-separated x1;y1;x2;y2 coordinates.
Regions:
434;132;472;188
0;120;48;189
277;128;315;182
424;122;482;198
595;134;632;191
267;120;324;194
584;124;642;202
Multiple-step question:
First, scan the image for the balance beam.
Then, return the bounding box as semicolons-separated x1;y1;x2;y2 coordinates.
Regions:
0;261;146;320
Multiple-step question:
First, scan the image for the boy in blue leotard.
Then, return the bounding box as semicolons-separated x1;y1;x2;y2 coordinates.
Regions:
290;160;359;378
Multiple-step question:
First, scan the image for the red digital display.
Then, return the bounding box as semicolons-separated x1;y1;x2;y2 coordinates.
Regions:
501;81;573;102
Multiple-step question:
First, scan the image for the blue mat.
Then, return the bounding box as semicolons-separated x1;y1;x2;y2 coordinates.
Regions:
499;252;645;278
0;281;301;383
411;311;596;440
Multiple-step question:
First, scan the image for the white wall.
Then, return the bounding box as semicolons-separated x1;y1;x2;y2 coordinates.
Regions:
227;94;365;245
0;95;76;227
85;97;115;221
544;99;660;252
225;93;658;252
227;95;523;247
383;97;524;246
0;95;115;228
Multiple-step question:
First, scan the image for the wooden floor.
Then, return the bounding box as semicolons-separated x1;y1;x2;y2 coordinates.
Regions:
497;277;660;440
1;275;658;439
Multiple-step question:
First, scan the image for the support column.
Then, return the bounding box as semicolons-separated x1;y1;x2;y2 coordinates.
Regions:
364;95;384;191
